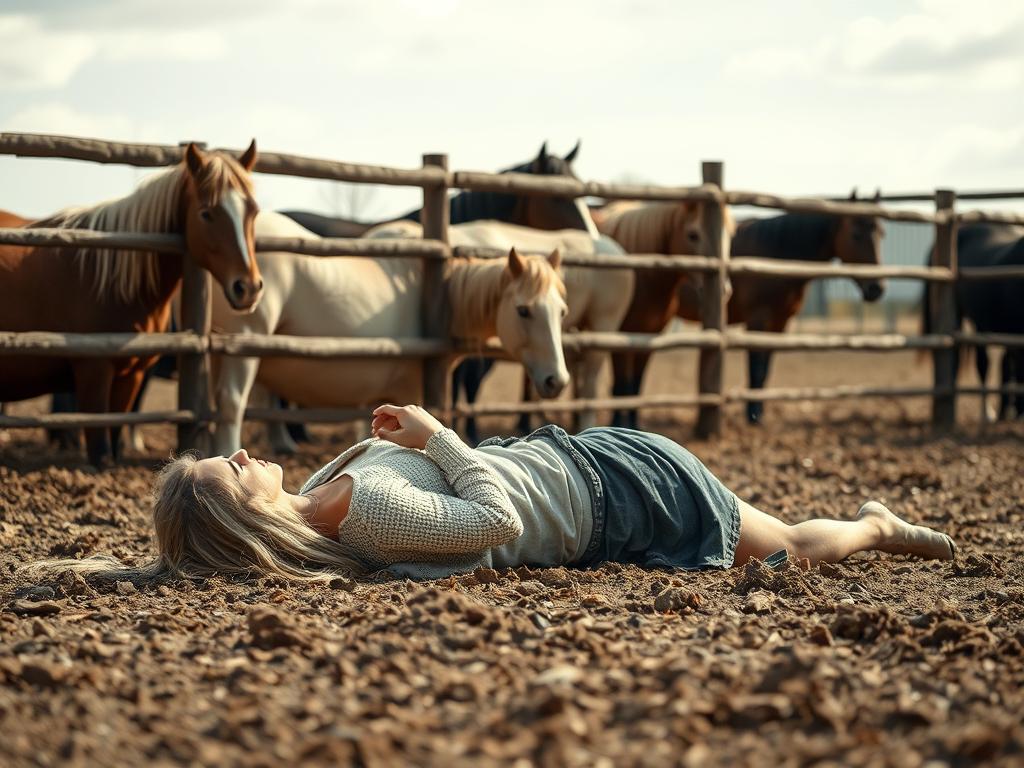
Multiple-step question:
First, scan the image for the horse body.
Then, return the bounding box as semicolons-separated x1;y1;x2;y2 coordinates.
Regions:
280;141;592;239
951;223;1024;420
673;209;885;425
210;214;570;456
0;143;263;464
370;220;634;442
596;200;735;429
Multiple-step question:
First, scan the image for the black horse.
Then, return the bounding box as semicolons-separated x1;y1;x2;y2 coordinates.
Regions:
925;223;1024;420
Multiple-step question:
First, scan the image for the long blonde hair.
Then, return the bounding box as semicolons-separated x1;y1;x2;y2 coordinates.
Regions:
27;455;365;584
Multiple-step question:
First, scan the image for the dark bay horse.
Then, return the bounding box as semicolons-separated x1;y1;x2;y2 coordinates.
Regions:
611;198;885;428
280;141;591;238
0;142;263;465
925;223;1024;420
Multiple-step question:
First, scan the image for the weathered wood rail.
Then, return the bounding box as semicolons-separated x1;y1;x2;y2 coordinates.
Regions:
2;130;1023;447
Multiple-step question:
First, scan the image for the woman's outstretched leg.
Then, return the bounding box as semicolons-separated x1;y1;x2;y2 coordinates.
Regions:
732;498;955;567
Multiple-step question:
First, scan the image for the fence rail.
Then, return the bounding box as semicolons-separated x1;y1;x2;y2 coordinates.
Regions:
2;131;1024;444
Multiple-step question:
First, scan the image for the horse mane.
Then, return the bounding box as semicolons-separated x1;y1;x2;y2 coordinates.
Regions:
599;202;684;253
734;213;838;261
33;153;253;303
446;256;565;339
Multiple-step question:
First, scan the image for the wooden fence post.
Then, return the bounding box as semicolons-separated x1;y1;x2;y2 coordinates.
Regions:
931;189;958;428
177;259;212;454
696;161;726;438
420;153;452;423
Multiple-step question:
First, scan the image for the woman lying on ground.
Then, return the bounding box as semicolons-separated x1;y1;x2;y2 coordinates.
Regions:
38;405;956;583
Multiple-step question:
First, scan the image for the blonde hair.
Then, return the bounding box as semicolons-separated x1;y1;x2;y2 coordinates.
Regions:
28;454;364;584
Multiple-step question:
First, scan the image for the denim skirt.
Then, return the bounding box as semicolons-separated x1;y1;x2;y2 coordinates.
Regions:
482;425;740;570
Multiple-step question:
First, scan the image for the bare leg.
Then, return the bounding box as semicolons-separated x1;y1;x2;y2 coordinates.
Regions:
732;498;955;567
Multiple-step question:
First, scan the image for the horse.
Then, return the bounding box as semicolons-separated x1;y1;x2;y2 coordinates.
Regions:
367;220;635;444
280;141;593;237
591;199;736;430
209;213;570;457
0;142;263;465
924;223;1024;422
609;194;885;429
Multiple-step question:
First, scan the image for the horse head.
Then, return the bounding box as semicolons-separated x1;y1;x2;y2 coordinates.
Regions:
496;247;570;399
835;188;885;303
182;141;264;312
667;201;736;302
515;141;595;234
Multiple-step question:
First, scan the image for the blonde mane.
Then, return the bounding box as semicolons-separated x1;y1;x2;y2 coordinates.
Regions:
447;255;565;338
598;201;736;253
34;153;254;304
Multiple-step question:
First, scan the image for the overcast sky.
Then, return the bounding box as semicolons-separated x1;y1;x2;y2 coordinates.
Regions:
1;0;1022;220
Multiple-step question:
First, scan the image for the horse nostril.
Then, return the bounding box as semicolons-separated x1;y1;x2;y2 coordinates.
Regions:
232;279;245;299
255;278;264;292
544;375;558;394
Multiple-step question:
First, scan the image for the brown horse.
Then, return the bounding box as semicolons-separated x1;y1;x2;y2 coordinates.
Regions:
611;197;885;428
594;200;735;429
0;142;263;465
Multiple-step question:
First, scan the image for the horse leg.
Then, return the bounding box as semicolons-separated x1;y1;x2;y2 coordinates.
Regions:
1013;350;1024;418
746;349;773;424
257;385;299;456
212;356;261;457
572;350;605;432
72;361;115;467
464;358;493;444
48;391;81;451
516;368;535;436
611;351;633;428
976;345;993;424
109;370;147;461
283;399;311;445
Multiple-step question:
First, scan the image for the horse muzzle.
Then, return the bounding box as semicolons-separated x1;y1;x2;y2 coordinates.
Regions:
226;277;265;313
860;280;885;303
534;370;570;399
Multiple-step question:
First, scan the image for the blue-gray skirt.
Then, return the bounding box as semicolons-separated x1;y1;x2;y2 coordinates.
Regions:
481;425;740;570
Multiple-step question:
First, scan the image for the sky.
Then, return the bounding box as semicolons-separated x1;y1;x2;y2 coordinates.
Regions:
1;0;1022;221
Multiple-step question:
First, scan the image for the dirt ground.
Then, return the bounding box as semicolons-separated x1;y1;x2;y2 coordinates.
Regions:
2;341;1023;767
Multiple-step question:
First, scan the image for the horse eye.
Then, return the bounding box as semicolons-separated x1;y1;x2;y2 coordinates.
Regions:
687;231;700;244
517;306;530;319
200;209;213;222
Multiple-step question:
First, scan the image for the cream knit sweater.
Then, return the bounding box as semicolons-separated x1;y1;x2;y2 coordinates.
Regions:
299;429;593;578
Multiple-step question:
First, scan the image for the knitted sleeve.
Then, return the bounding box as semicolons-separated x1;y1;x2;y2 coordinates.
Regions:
339;429;524;560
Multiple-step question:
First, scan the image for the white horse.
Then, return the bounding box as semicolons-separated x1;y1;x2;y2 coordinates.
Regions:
365;220;635;436
209;212;569;456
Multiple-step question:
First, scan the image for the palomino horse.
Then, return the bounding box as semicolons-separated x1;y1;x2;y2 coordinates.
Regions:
209;213;570;456
0;143;263;465
279;142;596;444
281;141;594;237
594;200;736;430
923;223;1024;421
675;200;885;425
367;220;635;443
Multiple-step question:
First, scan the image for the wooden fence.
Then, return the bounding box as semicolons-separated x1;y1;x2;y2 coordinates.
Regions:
1;132;1024;446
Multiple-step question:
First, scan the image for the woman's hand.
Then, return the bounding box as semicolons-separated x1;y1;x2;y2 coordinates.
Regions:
371;404;445;450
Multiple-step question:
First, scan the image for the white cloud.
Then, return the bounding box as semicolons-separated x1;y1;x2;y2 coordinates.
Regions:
727;0;1024;90
100;28;229;62
1;103;149;141
0;16;96;90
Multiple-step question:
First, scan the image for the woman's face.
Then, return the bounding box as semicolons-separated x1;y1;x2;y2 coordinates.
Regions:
196;449;285;501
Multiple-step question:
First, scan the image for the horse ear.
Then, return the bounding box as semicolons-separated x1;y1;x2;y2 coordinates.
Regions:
239;139;258;171
185;142;206;177
564;140;581;164
849;187;858;201
533;141;549;171
507;247;525;277
547;248;562;271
